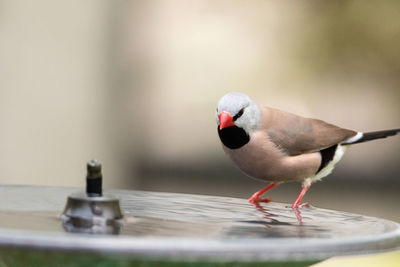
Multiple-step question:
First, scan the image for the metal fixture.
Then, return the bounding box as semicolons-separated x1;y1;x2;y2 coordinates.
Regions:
61;160;124;234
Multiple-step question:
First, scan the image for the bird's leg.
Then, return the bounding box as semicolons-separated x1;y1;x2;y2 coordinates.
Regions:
291;180;311;209
248;182;279;203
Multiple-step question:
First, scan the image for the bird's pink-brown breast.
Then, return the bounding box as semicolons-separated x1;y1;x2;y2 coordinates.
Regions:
222;129;321;182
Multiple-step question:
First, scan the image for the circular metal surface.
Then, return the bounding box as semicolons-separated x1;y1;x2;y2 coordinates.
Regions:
0;185;399;261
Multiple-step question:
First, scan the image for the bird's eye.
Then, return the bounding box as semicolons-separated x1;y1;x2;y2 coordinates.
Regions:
233;108;244;121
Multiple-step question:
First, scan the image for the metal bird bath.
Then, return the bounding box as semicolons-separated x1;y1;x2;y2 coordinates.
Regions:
0;185;399;266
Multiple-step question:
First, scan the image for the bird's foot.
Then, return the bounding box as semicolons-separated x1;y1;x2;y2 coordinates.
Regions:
248;183;279;204
258;197;272;203
300;202;310;208
291;202;310;209
248;196;272;204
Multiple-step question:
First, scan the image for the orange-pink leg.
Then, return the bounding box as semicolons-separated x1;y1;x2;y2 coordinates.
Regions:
248;182;279;204
291;184;310;209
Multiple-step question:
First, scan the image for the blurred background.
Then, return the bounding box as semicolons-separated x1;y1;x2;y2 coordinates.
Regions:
0;1;399;221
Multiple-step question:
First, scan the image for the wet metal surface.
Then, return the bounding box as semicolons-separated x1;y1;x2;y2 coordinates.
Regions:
0;185;399;261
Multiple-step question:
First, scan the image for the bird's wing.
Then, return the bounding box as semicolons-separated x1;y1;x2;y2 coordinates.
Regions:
262;107;357;155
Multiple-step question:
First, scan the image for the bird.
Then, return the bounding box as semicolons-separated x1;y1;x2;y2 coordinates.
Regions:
216;92;399;209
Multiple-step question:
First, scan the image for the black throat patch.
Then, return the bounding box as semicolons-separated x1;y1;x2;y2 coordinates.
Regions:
218;126;250;149
317;144;338;173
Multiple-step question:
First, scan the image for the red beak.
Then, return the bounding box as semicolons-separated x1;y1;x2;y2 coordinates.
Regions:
218;111;235;130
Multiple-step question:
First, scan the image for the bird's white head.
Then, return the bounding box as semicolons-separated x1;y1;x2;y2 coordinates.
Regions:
216;92;261;135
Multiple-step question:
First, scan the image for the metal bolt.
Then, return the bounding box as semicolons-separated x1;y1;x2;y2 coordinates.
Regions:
86;159;102;197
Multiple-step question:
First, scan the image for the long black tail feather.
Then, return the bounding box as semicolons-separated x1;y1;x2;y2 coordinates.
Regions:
344;128;400;145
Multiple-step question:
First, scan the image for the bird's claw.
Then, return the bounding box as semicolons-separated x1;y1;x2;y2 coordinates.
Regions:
248;196;272;204
258;197;272;203
300;202;310;208
291;202;310;209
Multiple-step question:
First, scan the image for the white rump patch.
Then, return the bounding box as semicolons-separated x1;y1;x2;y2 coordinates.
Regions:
311;145;347;183
342;132;363;144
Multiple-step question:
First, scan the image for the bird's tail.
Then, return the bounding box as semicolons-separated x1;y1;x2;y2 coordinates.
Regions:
341;128;400;145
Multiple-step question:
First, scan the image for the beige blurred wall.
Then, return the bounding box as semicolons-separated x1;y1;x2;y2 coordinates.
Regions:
0;0;132;188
